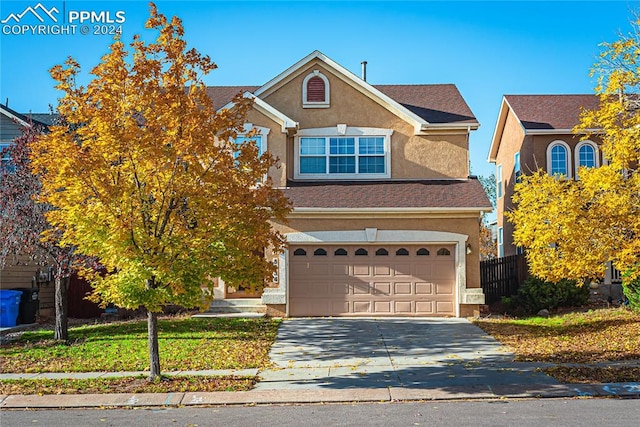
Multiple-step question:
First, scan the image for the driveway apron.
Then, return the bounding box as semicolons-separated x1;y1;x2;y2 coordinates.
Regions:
255;318;559;390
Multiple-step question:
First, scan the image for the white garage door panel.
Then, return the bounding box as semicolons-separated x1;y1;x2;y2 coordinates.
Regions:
289;244;456;317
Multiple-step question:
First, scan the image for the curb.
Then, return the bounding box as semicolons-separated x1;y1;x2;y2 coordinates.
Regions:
1;383;639;409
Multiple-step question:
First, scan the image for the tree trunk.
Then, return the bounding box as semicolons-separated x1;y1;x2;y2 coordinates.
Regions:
54;274;69;343
146;277;161;381
147;309;161;381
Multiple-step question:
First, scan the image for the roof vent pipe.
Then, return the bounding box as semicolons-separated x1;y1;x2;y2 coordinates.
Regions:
361;61;367;82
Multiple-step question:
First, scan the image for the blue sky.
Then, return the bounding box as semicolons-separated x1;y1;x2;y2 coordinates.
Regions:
1;1;638;178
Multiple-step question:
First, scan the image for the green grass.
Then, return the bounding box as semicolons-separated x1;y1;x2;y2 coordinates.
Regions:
0;317;280;373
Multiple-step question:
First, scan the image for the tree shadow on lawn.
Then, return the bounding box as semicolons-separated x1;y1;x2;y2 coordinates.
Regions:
261;362;559;393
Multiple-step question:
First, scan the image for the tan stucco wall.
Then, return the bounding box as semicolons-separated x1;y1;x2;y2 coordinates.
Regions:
494;106;605;256
271;215;483;290
260;60;470;179
494;109;525;256
244;109;289;187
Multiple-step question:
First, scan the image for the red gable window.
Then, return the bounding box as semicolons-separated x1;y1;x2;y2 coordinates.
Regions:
306;76;325;102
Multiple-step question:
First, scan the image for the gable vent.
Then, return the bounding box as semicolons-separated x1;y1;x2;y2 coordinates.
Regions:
306;76;326;102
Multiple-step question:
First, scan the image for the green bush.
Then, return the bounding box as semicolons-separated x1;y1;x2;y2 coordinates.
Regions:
622;275;640;310
507;276;590;315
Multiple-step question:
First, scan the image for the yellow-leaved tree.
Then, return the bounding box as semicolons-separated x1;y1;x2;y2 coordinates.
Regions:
507;17;640;308
30;3;291;380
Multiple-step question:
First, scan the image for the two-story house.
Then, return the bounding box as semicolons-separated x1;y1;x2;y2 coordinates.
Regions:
208;51;492;317
2;51;492;319
487;94;620;285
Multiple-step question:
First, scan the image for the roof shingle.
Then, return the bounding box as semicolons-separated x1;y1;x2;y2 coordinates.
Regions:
505;94;599;130
281;179;492;210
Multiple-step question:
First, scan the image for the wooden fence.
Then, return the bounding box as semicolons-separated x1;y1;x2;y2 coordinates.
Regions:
480;254;528;305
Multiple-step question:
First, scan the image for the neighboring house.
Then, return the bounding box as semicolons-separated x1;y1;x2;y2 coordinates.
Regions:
210;51;492;317
487;95;621;285
0;103;57;315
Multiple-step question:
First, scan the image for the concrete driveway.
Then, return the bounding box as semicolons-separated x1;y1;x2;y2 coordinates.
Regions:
255;318;559;391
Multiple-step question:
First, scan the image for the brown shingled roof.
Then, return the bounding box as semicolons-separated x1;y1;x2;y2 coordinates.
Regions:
505;94;599;130
206;86;259;110
281;179;492;210
206;84;477;125
375;84;477;124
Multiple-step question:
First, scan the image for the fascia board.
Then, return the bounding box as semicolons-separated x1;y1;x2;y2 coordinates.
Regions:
524;128;601;135
0;106;30;128
253;50;430;134
219;92;298;133
487;97;510;163
289;207;493;217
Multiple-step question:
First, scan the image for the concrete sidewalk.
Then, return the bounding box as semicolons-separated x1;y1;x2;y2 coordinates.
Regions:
1;381;640;408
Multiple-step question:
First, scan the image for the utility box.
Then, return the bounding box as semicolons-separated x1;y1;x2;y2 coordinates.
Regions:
11;288;39;324
0;289;22;327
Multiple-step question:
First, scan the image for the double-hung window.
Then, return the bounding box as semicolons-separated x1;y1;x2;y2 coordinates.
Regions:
297;128;391;179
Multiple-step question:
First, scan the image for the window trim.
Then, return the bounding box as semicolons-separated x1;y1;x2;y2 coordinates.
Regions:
514;151;521;182
496;164;503;199
294;126;392;180
546;140;572;178
302;70;330;108
235;123;270;156
498;227;504;258
574;140;599;179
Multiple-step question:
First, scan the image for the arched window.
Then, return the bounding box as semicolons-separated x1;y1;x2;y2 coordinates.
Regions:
302;71;330;108
293;248;307;256
334;248;348;256
395;248;409;256
313;248;327;256
437;248;451;256
575;140;599;178
375;248;389;256
416;248;430;256
546;140;572;178
355;248;368;256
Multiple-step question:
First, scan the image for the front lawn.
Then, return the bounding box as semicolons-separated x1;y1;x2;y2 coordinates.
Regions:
474;307;640;383
0;375;256;395
0;316;280;373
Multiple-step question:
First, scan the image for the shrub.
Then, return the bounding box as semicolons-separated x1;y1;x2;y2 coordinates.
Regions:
507;276;589;315
621;269;640;310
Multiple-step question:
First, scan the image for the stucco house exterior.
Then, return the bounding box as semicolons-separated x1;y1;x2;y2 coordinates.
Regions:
487;94;620;285
2;51;492;319
211;51;492;317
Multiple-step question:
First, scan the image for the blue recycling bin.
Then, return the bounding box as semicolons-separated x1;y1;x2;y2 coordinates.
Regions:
0;289;22;327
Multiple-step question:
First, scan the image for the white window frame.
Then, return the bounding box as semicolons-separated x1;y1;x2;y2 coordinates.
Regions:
514;151;521;182
496;164;503;199
498;227;504;258
574;140;599;179
235;123;269;156
294;126;392;180
546;140;572;178
302;70;330;109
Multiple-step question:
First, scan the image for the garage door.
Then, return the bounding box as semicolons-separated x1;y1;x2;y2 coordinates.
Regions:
289;244;456;316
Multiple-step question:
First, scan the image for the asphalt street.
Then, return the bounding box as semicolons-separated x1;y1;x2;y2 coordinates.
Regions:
2;398;640;427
